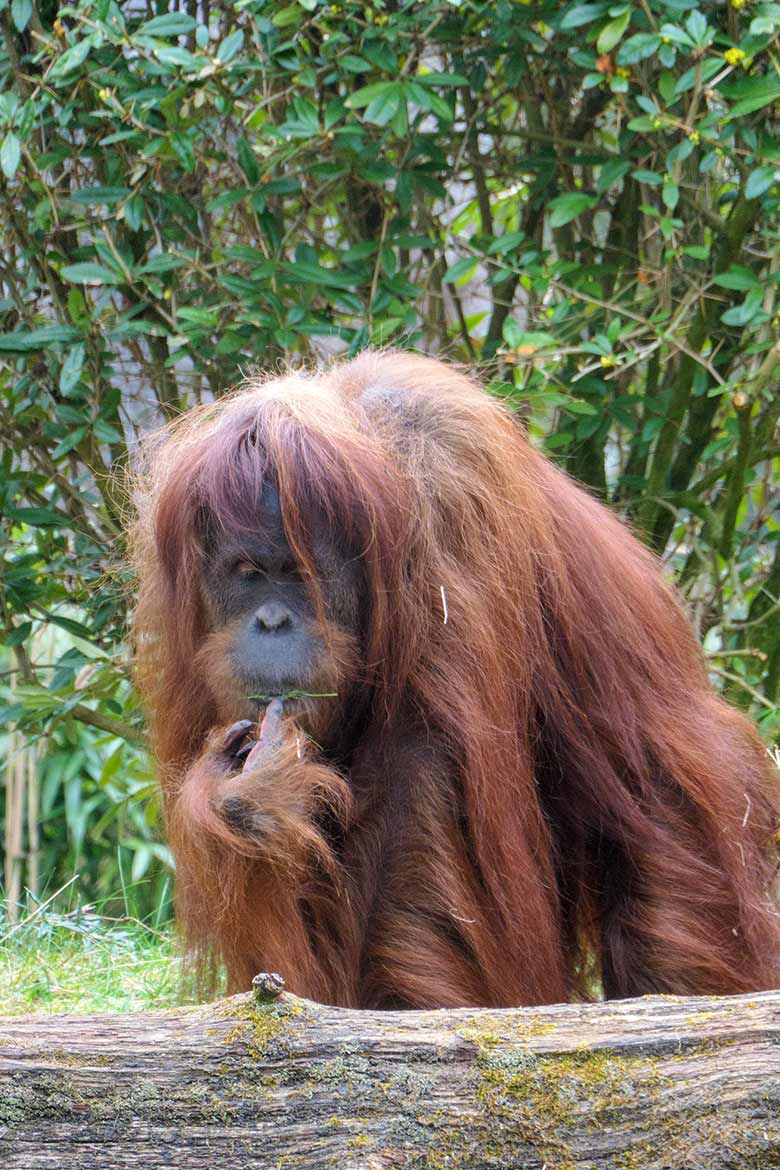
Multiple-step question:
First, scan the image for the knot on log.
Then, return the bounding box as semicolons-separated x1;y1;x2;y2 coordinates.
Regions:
252;971;285;1002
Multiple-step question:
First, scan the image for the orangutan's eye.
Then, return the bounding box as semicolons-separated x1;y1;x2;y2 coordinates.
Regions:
233;560;264;580
228;555;300;582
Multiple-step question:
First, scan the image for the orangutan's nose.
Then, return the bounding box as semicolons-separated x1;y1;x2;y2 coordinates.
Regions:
254;601;292;633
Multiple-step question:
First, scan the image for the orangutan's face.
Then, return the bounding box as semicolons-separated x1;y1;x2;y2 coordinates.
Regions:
198;481;364;729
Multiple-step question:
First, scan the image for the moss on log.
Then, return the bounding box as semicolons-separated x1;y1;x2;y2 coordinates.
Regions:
2;987;780;1168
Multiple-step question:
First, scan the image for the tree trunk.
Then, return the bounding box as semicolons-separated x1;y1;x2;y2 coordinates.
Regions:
2;986;780;1169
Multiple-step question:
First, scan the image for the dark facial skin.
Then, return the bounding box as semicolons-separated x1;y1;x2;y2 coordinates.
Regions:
201;483;364;714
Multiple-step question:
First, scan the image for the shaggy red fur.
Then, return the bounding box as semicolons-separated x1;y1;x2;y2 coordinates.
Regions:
131;352;780;1007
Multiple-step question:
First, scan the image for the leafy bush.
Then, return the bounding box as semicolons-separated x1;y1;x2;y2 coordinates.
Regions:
1;0;779;912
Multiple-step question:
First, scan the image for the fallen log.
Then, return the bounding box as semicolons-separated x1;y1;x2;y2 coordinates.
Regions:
1;984;780;1169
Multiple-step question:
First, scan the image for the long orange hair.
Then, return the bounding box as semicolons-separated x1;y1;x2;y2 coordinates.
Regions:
131;352;780;1006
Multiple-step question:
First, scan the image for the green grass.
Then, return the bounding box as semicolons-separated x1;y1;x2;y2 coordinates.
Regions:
0;907;197;1016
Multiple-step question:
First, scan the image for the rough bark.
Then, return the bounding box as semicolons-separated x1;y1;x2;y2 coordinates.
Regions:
1;987;780;1169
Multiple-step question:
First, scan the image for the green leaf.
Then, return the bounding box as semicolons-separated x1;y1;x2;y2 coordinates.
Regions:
415;72;468;87
631;168;662;185
544;432;574;450
674;56;721;96
70;187;129;205
207;189;250;212
560;3;610;31
617;32;660;64
8;506;65;527
627;115;661;132
563;399;599;415
657;23;693;48
60;263;120;285
576;414;604;442
371;316;404;344
137;254;185;274
503;322;557;350
154;46;201;71
721;76;780;121
124;195;144;231
51;425;89;460
283;260;354;289
685;8;711;49
713;266;761;292
364;89;402;128
272;5;300;26
346;82;397;109
751;16;780;34
662;180;679;210
177;307;218;326
341;55;371;73
0;93;20;122
137;13;196;37
658;70;677;106
721;291;763;327
548;192;597;227
49;40;91;79
745;166;778;199
4;622;32;648
667;140;695;165
410;85;453;123
597;8;631;55
641;417;664;442
237;137;259;185
46;614;98;640
217;30;244;64
443;257;478;284
0;132;21;180
11;0;32;33
597;158;631;194
57;403;87;425
171;132;196;172
0;325;81;351
487;231;527;255
60;344;85;394
390;100;408;137
289;93;317;131
93;419;123;444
